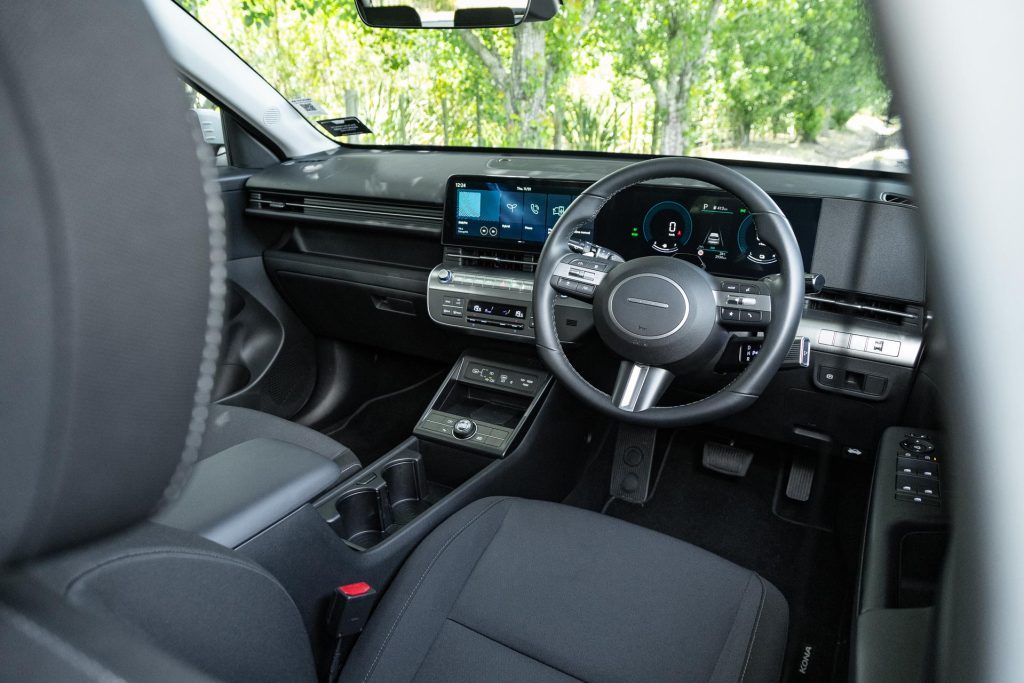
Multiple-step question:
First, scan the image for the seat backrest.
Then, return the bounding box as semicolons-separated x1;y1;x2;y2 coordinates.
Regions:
0;2;314;680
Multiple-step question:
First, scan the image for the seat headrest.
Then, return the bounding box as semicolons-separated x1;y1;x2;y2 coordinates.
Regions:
0;1;223;564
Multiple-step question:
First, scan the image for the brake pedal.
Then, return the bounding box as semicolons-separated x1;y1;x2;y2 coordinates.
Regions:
785;453;816;502
610;424;658;504
702;442;754;477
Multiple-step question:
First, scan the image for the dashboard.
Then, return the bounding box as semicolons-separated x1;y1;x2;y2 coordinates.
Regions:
445;175;820;279
249;147;926;456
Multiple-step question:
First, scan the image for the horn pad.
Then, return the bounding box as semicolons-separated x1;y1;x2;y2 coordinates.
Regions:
592;256;725;368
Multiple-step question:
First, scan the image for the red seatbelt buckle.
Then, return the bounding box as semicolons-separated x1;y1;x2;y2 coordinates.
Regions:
327;582;377;637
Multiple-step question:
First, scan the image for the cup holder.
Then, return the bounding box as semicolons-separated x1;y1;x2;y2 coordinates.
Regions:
330;452;436;550
384;459;431;526
334;489;387;549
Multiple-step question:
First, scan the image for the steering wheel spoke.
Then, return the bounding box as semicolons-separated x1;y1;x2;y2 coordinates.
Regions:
611;361;675;412
713;277;773;328
550;253;622;303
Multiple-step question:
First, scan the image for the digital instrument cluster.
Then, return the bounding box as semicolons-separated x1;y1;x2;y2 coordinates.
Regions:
595;186;821;277
443;176;820;277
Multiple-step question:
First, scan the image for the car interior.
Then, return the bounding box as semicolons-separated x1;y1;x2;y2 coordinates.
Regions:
1;1;1020;682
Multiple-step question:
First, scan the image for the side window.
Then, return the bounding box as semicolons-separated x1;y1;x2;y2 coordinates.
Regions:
185;83;227;166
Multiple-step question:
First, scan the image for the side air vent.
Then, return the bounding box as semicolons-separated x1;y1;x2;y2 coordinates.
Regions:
248;191;442;232
805;289;925;330
443;246;538;273
880;191;916;208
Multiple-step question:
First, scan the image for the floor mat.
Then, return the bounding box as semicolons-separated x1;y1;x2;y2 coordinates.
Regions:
326;371;445;463
568;430;861;682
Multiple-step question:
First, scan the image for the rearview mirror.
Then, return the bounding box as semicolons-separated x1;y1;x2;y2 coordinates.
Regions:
354;0;558;29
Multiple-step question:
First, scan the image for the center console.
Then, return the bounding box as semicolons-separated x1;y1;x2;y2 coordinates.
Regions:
305;352;554;553
412;353;551;456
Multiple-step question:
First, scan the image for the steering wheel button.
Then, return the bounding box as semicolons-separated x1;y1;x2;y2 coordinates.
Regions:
740;310;762;322
555;276;579;292
722;281;740;292
721;307;739;321
740;284;761;295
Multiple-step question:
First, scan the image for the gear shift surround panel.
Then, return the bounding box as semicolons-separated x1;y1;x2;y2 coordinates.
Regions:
413;352;552;457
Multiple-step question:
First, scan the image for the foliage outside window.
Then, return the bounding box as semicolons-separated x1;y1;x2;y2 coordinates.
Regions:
181;0;906;171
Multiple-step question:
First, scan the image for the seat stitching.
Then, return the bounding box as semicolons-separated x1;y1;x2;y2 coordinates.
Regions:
407;509;513;681
60;548;294;607
360;497;513;683
444;616;585;682
739;574;768;683
707;572;755;681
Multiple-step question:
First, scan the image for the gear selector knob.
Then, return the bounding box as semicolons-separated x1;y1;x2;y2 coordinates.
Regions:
453;418;476;439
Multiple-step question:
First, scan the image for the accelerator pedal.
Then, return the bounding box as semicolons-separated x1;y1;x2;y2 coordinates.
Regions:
702;442;754;477
610;424;658;504
785;452;816;502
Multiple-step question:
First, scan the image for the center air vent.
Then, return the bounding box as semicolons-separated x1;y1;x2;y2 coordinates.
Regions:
805;290;924;330
443;246;537;273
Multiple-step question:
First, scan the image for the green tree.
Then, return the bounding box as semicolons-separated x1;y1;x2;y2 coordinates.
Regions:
714;0;888;144
599;0;725;155
458;0;600;148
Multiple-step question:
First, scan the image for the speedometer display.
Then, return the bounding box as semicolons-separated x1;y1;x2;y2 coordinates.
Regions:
642;201;693;253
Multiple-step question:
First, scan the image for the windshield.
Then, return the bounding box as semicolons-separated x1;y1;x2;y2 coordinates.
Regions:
180;0;906;172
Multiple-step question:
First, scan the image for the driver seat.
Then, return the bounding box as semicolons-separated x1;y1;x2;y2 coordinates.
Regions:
0;2;788;681
341;496;788;682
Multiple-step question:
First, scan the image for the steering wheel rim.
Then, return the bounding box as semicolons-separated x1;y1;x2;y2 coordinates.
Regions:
533;157;804;427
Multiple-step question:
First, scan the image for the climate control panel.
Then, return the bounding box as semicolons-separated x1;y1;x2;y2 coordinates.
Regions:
426;264;592;342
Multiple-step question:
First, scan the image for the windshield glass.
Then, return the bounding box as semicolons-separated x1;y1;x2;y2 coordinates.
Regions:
180;0;906;172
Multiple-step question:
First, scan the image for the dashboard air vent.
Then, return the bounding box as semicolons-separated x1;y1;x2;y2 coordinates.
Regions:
248;191;442;231
880;192;916;208
805;290;925;330
443;246;538;273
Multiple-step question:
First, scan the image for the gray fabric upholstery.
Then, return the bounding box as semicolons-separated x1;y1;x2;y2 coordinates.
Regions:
0;0;214;564
0;574;217;683
30;522;317;683
202;404;361;471
342;497;789;683
156;437;347;548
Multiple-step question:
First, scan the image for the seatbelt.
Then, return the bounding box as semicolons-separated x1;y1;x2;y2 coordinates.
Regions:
325;582;377;683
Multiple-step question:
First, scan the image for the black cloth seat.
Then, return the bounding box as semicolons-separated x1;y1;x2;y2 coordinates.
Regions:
342;497;788;682
201;403;360;472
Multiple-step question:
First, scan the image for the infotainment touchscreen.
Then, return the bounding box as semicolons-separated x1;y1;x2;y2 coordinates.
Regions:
444;176;590;251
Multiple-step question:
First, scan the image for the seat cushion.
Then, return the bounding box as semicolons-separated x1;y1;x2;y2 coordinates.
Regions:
202;404;360;474
342;497;788;683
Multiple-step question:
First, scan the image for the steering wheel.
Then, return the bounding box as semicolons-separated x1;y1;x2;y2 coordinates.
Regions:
533;157;804;427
